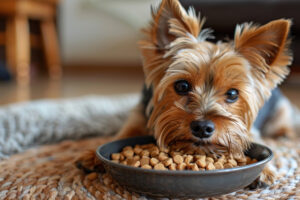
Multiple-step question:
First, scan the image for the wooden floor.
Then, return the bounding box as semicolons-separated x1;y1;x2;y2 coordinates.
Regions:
0;69;299;108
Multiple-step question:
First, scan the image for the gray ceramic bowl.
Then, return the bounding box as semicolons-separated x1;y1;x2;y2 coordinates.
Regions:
96;136;272;199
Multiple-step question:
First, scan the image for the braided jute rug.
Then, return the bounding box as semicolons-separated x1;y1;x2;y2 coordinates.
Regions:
0;136;300;200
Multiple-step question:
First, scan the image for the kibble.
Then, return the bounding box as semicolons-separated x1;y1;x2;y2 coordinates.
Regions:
173;155;184;164
140;156;150;166
163;158;173;166
111;144;257;171
141;164;152;169
154;163;167;170
206;162;216;170
123;149;134;158
150;157;159;166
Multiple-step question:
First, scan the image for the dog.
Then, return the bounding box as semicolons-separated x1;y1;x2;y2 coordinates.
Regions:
77;0;298;187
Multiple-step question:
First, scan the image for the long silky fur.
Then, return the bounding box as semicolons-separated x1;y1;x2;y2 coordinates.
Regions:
140;0;293;156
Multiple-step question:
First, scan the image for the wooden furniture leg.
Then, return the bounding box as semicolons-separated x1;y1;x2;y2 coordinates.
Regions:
6;18;16;75
7;15;31;84
40;19;62;79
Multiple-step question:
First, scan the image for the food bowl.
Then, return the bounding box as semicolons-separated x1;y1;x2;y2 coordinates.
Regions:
96;136;273;198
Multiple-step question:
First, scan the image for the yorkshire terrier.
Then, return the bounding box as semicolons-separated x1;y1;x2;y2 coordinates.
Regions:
77;0;298;187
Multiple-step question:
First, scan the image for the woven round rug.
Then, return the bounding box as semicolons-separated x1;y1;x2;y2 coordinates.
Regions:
0;136;299;200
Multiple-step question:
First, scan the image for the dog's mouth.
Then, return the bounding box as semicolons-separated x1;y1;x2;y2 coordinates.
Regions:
167;137;228;154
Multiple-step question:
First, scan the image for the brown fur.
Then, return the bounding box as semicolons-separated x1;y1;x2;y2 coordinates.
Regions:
139;0;292;155
77;0;293;186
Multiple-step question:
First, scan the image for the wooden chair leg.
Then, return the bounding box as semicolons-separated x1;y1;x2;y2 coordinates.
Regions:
6;18;16;74
40;19;62;79
7;16;31;85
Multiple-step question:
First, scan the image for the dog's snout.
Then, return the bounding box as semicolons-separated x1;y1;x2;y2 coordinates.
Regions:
190;120;215;138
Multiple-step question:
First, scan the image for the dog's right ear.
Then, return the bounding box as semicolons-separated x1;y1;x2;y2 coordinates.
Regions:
146;0;203;50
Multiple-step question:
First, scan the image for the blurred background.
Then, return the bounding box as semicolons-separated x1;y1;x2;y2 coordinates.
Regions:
0;0;299;106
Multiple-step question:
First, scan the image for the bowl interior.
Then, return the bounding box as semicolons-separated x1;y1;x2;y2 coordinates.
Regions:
99;136;271;163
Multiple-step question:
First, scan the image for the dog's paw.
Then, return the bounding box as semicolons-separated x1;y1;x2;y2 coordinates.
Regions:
75;149;105;173
247;177;268;190
247;166;275;190
260;165;276;185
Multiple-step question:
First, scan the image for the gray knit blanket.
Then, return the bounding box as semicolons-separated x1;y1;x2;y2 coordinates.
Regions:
0;94;139;159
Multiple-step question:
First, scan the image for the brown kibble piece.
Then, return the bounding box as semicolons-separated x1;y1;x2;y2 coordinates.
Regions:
177;163;187;170
217;156;226;164
235;155;247;163
140;156;150;166
185;155;193;164
250;159;257;164
246;156;252;164
196;159;206;168
206;157;214;163
123;146;133;151
206;162;215;170
154;163;167;170
127;158;140;167
133;155;140;161
140;150;150;157
150;147;159;157
169;163;176;171
150;158;159;166
141;164;152;169
173;155;184;164
214;162;224;169
120;160;127;165
132;161;141;167
163;158;173;166
134;146;143;154
111;153;120;160
87;172;98;180
123;149;134;158
224;163;234;169
196;155;206;168
158;152;168;161
191;163;199;171
119;154;125;161
228;159;238;167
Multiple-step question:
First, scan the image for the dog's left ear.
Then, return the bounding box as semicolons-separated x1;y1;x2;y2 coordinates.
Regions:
234;19;293;88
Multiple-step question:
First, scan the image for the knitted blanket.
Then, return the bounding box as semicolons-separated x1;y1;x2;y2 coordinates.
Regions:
0;94;139;158
0;95;299;199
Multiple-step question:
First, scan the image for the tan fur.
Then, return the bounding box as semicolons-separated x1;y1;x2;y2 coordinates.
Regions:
262;97;296;138
77;0;293;186
140;0;292;154
139;0;292;184
116;104;149;139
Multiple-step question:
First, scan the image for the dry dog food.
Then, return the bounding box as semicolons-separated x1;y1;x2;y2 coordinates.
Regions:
111;143;257;171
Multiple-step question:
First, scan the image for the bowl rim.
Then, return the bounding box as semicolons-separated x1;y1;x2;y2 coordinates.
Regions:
96;136;273;176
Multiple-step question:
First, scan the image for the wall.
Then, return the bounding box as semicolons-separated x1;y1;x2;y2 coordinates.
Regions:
59;0;156;67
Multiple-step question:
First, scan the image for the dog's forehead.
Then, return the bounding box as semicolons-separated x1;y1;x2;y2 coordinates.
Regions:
170;41;252;89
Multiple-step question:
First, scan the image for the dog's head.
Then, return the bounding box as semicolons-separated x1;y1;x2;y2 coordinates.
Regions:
140;0;292;154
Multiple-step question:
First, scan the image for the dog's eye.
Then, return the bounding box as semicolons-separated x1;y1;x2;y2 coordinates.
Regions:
225;89;239;103
174;80;191;95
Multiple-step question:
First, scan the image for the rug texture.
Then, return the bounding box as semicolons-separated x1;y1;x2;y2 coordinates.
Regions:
0;95;299;200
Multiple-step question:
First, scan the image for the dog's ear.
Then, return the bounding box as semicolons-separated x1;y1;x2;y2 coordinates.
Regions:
147;0;203;50
234;19;293;88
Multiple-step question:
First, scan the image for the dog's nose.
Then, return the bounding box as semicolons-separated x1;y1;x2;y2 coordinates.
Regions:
190;120;215;138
